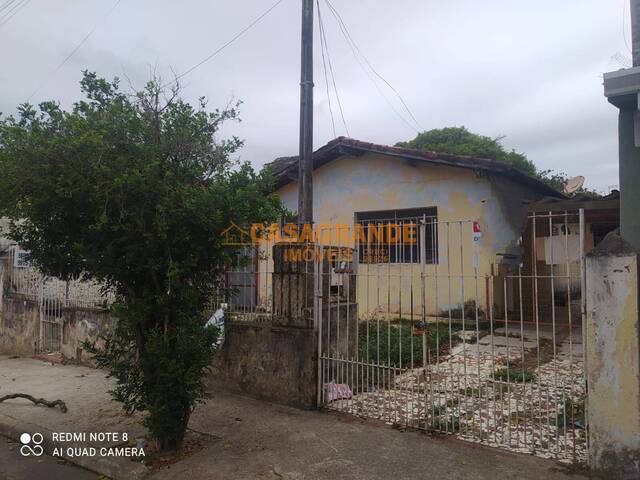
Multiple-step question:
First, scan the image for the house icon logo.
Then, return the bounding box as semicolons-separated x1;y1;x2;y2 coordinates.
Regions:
221;222;250;246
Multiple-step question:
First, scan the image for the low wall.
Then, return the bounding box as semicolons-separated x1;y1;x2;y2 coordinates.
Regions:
0;294;39;356
0;292;115;362
210;321;318;409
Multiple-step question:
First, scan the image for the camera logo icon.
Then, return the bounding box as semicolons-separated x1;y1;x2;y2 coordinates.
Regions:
19;433;44;457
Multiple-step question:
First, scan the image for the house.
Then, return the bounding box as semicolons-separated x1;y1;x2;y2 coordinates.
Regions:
503;190;621;327
261;137;565;319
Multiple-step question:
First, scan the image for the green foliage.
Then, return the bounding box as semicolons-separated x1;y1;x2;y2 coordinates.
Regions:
0;71;284;451
358;319;461;368
397;126;601;196
494;366;537;383
397;126;537;177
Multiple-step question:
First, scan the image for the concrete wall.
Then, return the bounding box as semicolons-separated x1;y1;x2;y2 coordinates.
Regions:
211;244;320;409
210;321;318;409
0;294;40;356
585;232;640;478
275;153;542;317
0;292;115;362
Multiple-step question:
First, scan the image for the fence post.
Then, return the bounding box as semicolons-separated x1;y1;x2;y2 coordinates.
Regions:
585;231;640;478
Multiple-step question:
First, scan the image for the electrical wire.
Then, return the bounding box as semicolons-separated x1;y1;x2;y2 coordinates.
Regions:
0;0;25;22
324;0;423;133
166;0;285;87
323;0;417;135
317;0;350;137
317;0;337;137
0;0;30;27
26;0;123;103
0;0;18;14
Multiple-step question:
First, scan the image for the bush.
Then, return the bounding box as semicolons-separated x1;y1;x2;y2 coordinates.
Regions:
358;320;461;368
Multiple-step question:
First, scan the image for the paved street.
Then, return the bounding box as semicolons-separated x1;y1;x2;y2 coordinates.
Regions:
0;436;98;480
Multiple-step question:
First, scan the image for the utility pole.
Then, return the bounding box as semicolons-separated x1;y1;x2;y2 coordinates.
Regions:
298;0;314;225
633;0;640;67
604;0;640;252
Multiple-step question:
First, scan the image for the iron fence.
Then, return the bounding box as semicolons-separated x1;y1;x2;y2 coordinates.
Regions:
317;211;587;464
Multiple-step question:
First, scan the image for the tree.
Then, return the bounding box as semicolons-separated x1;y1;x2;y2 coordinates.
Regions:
397;126;599;196
0;72;284;451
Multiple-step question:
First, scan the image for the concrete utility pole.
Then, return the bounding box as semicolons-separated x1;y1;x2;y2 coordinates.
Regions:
603;0;640;252
298;0;314;225
633;0;640;67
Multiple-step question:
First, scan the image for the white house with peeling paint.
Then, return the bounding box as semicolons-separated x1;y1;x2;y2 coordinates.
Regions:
264;137;562;319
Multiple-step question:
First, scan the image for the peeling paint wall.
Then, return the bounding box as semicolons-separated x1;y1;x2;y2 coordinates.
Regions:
274;153;541;317
0;292;115;363
585;234;640;478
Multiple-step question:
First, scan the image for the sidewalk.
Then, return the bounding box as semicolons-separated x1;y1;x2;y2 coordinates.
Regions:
161;390;590;480
0;356;591;480
0;356;147;479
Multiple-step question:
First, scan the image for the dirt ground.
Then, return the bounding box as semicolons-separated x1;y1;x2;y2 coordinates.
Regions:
0;356;591;480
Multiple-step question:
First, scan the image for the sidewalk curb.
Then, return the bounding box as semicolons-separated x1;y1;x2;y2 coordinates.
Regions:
0;412;149;479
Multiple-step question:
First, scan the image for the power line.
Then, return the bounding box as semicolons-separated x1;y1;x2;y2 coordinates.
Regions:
317;0;336;137
317;0;349;137
324;0;423;133
323;0;417;135
166;0;285;87
0;0;31;27
0;0;18;14
0;0;25;22
26;0;123;103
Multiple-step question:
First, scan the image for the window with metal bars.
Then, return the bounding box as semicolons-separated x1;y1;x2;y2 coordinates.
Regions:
355;207;438;264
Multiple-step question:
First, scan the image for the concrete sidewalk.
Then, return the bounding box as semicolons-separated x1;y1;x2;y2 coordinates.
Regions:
0;356;591;480
0;356;147;478
157;393;590;480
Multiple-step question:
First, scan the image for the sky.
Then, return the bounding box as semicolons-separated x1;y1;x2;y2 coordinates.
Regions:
0;0;631;192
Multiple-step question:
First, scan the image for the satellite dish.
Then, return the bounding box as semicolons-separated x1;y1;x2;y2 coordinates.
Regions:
564;176;585;195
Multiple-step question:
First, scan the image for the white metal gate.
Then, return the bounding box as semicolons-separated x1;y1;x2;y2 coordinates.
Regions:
317;211;587;464
38;280;63;353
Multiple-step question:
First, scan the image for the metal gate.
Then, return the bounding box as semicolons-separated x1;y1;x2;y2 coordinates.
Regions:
38;279;63;353
317;211;587;464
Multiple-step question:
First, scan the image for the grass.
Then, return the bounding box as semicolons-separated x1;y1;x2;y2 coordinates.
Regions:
494;366;537;383
431;414;461;433
358;319;462;368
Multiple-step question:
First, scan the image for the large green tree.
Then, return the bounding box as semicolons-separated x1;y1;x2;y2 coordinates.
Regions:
397;126;598;196
0;72;284;451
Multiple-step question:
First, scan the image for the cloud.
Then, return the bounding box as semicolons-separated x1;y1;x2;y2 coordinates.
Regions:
0;0;625;191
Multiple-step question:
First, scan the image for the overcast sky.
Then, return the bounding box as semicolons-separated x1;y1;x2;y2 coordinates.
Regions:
0;0;631;192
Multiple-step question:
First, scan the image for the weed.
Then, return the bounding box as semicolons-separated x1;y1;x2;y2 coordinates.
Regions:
358;320;462;368
494;366;537;383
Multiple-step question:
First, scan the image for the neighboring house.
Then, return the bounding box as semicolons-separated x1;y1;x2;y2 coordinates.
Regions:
263;137;564;318
513;190;620;326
